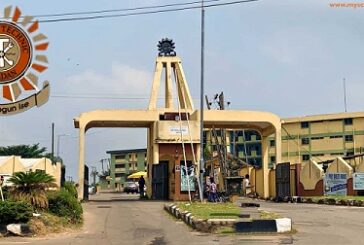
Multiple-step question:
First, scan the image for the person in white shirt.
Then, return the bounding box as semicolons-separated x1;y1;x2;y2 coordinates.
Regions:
242;174;251;196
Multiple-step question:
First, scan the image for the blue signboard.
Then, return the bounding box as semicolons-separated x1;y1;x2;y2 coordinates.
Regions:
353;173;364;190
324;173;347;196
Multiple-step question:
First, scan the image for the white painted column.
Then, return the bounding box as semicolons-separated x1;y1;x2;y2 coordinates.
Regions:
261;136;270;198
77;126;85;200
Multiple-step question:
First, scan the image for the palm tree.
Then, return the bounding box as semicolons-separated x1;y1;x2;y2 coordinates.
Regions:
8;171;55;209
0;144;46;158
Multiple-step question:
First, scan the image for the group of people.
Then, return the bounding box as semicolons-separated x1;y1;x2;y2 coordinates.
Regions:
205;174;252;202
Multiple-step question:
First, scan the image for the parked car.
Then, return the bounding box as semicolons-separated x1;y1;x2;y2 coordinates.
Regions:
88;186;96;195
123;181;139;194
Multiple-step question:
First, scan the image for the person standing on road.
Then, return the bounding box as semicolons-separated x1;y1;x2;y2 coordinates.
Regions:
138;176;145;198
242;174;251;196
210;178;217;202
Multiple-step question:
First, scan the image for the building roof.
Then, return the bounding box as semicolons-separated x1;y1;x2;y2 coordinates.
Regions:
282;111;364;124
106;148;147;155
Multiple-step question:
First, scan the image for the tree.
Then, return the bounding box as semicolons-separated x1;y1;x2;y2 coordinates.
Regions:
0;144;46;158
8;171;56;209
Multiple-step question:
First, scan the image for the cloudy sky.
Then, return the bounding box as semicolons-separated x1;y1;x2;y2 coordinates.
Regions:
0;0;363;180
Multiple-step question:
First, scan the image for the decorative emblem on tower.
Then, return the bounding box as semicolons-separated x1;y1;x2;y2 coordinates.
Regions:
157;38;176;57
0;6;50;115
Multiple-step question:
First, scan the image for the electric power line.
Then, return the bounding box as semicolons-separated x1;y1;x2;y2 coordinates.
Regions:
31;0;221;18
32;0;258;23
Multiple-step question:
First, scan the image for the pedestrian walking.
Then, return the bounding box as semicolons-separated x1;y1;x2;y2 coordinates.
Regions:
138;176;145;198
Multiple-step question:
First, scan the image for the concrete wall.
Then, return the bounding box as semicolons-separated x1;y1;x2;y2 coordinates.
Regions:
327;157;353;178
300;160;323;190
0;156;61;187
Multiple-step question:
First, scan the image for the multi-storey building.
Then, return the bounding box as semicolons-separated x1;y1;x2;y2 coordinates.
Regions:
204;129;262;167
270;112;364;165
205;112;364;168
106;148;147;189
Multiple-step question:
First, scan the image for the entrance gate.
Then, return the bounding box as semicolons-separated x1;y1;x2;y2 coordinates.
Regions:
152;161;169;200
276;162;290;200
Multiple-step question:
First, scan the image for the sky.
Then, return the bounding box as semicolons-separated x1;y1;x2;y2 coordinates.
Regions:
0;0;363;181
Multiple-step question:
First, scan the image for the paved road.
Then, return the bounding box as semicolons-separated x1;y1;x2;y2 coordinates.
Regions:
1;193;364;244
0;192;290;245
252;199;364;245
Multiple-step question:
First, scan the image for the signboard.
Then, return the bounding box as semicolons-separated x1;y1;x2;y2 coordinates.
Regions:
324;173;347;196
0;6;50;115
180;164;195;191
169;126;188;136
353;173;364;190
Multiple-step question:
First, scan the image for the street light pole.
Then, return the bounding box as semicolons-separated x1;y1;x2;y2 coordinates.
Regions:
57;134;70;158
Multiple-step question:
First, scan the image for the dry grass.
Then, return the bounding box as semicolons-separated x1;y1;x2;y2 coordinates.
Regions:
259;211;281;220
29;213;82;236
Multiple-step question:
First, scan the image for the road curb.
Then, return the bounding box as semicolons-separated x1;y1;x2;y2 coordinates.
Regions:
164;203;292;233
300;197;364;206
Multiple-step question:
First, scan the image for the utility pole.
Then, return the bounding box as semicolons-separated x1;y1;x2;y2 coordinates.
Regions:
51;123;55;160
343;78;347;113
199;0;205;202
101;159;104;172
90;167;98;187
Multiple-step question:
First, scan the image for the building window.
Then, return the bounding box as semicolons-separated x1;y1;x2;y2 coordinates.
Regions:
301;122;309;128
270;156;276;163
345;135;353;142
344;118;353;125
346;150;354;156
311;136;324;140
330;135;342;139
301;138;310;145
115;154;126;160
115;173;125;178
302;154;310;161
115;163;125;169
270;140;275;147
330;152;343;156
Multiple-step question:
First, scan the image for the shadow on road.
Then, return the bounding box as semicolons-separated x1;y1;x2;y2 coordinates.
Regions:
86;193;169;203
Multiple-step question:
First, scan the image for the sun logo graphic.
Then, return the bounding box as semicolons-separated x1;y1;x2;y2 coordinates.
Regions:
0;6;49;115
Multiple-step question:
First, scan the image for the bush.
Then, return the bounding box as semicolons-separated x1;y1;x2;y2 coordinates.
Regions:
47;189;83;223
0;200;33;224
63;181;78;199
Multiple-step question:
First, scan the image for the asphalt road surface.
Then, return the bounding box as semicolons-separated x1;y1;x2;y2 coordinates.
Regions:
1;192;364;244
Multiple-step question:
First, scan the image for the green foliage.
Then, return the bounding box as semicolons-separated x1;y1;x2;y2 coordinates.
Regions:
0;200;33;224
63;181;78;198
0;144;46;158
47;189;83;223
178;202;241;220
8;171;56;209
